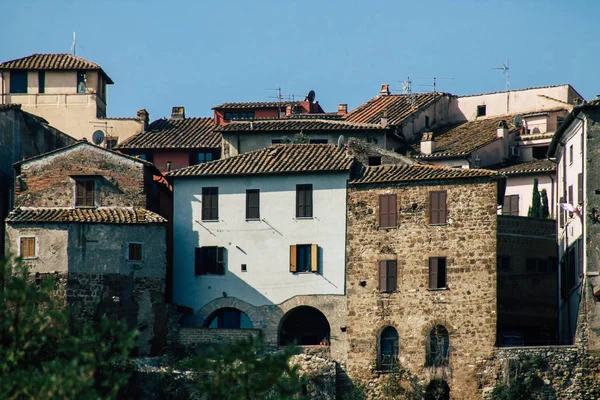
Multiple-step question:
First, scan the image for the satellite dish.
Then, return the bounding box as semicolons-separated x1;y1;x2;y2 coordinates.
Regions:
306;90;316;103
92;130;105;145
513;114;522;128
337;135;345;148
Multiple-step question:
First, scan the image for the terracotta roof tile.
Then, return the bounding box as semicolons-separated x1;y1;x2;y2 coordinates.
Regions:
411;115;517;159
497;159;556;175
351;164;499;184
0;53;113;84
168;144;353;177
344;93;444;125
116;117;220;149
215;118;385;133
6;207;166;224
212;101;301;110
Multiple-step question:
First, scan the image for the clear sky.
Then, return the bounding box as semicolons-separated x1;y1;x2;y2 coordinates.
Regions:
4;0;598;121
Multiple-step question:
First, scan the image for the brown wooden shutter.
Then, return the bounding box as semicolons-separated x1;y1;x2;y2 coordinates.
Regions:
430;192;439;224
379;195;388;228
379;194;397;228
378;261;387;292
502;196;509;215
194;247;203;275
76;181;85;206
289;245;297;272
510;195;519;216
311;244;318;272
439;191;447;223
21;237;35;258
578;173;583;204
429;258;438;289
389;194;397;227
85;181;94;206
387;260;397;292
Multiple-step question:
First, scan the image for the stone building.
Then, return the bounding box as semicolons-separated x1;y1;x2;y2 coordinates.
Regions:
4;141;170;355
345;163;503;399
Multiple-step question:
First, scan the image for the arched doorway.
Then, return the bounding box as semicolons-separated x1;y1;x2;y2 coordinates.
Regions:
378;326;399;371
279;306;330;346
424;379;450;400
204;308;252;329
426;325;450;366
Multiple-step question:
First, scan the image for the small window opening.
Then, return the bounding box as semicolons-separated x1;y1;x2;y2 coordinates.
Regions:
477;105;486;117
368;156;382;166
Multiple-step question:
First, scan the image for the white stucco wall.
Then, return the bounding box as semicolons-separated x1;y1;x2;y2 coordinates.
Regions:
503;173;555;217
172;172;348;311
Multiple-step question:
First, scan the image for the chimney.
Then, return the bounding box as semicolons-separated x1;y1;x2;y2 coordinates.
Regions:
338;104;348;115
136;109;149;130
421;132;435;155
497;120;509;139
380;109;388;127
379;84;390;96
171;106;185;120
286;105;292;116
166;161;172;172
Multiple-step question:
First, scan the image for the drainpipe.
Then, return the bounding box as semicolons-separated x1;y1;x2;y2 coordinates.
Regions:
1;70;4;105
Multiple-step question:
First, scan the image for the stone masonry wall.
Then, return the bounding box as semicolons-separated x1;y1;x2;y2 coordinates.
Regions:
346;178;498;400
178;327;260;346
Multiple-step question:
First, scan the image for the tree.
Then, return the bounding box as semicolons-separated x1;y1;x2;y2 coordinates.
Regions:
0;256;137;400
528;178;541;217
292;131;309;144
540;189;550;219
180;333;305;400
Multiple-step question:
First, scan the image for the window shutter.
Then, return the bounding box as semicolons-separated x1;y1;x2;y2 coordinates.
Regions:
389;194;397;227
510;195;519;216
430;192;439;224
378;261;387;292
212;188;219;220
246;189;259;219
502;196;509;215
439;191;447;223
297;187;304;218
578;173;583;204
311;244;318;272
194;247;203;276
289;245;297;272
217;247;225;275
559;196;565;227
76;181;84;205
305;185;313;217
387;260;397;292
85;181;94;206
429;258;438;289
379;195;388;228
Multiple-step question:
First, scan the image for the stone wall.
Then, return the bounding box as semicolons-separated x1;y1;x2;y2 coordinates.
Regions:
497;216;558;345
177;327;260;346
345;178;498;399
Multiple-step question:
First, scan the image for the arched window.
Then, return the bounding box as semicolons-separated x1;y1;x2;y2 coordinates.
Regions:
279;306;330;346
378;326;399;371
426;325;449;366
205;308;252;329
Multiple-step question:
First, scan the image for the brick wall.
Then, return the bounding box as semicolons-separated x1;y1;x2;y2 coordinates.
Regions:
345;178;498;399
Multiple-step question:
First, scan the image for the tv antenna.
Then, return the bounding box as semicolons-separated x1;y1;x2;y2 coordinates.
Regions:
398;77;416;108
70;32;84;56
491;58;510;91
417;77;454;94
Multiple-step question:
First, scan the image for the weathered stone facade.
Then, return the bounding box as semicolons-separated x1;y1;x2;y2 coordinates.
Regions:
345;178;499;399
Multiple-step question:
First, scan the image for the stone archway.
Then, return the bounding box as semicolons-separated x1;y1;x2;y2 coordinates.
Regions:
204;307;253;329
195;297;261;329
278;306;330;346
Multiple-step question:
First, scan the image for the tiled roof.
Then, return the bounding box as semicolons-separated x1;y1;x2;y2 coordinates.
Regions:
497;159;556;175
351;164;498;185
6;207;166;224
411;115;517;159
284;113;343;120
344;93;443;125
215;118;386;133
0;53;113;84
116;117;220;149
212;101;301;110
168;144;353;177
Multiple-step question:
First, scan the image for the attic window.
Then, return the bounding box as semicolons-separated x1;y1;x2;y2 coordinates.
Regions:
477;105;486;117
77;71;86;93
425;116;430;128
368;156;382;166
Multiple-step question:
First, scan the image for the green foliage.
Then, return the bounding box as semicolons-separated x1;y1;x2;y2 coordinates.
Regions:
0;257;137;400
380;364;424;400
180;333;306;400
528;178;542;218
292;131;310;144
540;189;550;219
341;384;367;400
280;135;292;144
491;355;551;400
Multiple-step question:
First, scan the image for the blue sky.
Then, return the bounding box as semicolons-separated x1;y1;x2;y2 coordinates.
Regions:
4;1;598;121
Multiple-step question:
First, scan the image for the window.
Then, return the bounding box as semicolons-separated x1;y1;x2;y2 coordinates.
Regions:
578;173;583;204
75;179;95;207
224;111;254;121
569;145;574;165
289;244;318;273
368;156;382;166
128;243;143;261
202;187;218;221
532;146;549;160
309;139;328;144
428;257;447;289
477;105;486;117
425;116;430;128
38;71;45;94
568;185;574;217
497;255;510;271
559;196;565;228
557;116;565;129
105;136;118;149
194;246;225;275
502;195;519;216
526;258;548;273
426;325;449;366
379;327;399;371
20;237;36;259
430;191;447;224
246;189;260;220
77;71;86;93
296;184;313;218
271;139;283;144
10;71;27;94
378;194;397;228
206;308;252;329
378;260;397;293
191;152;213;165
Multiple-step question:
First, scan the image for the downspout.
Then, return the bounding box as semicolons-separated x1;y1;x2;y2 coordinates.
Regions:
1;70;4;105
